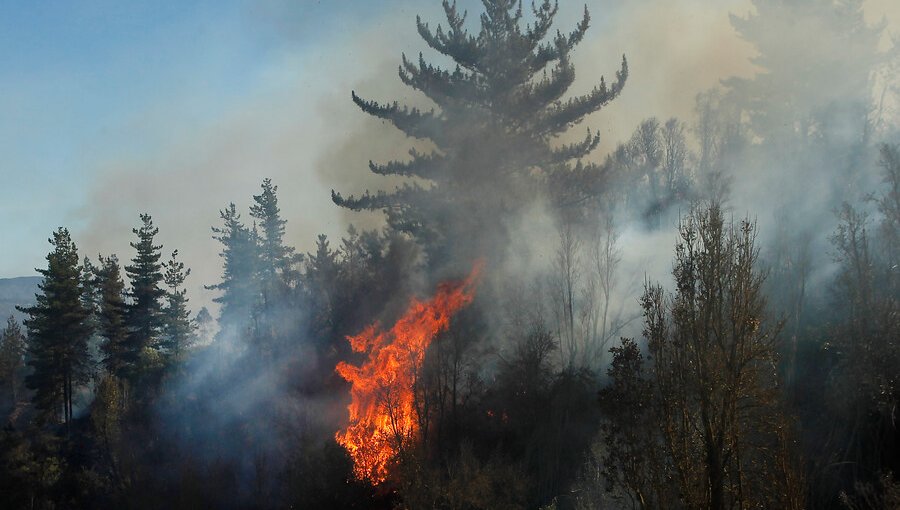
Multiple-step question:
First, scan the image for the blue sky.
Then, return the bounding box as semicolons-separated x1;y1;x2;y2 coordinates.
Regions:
0;0;394;278
0;0;610;281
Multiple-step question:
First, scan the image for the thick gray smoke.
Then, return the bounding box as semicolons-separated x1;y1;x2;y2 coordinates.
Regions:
155;0;900;440
63;0;898;318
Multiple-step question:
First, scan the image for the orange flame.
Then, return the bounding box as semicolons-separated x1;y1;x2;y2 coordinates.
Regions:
335;262;483;483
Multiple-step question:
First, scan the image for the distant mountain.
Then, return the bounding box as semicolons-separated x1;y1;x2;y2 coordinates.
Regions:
0;276;41;325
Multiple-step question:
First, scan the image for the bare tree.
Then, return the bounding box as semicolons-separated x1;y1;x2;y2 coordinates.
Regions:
694;89;742;204
638;204;804;509
582;213;623;368
551;213;625;371
552;220;580;369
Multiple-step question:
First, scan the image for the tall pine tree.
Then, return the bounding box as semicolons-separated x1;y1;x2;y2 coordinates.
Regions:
18;228;92;427
124;214;165;380
250;179;298;354
332;0;627;267
0;316;27;404
94;255;129;379
250;178;297;292
161;250;194;364
208;203;261;342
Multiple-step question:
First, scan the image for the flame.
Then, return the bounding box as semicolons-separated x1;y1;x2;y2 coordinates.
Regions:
335;262;483;484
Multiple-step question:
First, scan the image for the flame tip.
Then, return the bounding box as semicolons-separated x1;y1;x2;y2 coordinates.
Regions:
334;261;483;483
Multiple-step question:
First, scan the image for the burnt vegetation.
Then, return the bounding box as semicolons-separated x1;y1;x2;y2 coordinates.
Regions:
1;1;899;509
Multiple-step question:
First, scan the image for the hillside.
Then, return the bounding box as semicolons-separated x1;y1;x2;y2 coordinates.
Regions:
0;276;40;324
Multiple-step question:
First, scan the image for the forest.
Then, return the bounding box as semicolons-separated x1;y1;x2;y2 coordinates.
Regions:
0;1;898;508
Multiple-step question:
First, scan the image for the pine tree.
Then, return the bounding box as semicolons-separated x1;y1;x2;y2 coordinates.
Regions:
0;316;27;403
161;250;194;364
250;179;299;354
194;306;214;345
332;0;627;266
80;256;100;330
208;203;261;342
304;234;339;344
124;214;166;379
18;228;92;427
726;0;884;149
724;0;886;208
250;178;297;292
94;255;129;379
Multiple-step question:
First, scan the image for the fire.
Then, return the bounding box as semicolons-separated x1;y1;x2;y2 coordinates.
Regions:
335;262;483;484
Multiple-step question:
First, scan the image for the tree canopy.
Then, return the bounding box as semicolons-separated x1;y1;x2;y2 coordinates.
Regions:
332;0;627;267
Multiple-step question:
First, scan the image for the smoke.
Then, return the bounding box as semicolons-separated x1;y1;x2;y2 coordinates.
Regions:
63;0;898;314
39;0;899;502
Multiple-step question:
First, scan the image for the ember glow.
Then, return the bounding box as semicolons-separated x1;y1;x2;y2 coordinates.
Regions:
335;262;483;484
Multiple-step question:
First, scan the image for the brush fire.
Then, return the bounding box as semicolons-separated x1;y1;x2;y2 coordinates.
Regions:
335;262;483;483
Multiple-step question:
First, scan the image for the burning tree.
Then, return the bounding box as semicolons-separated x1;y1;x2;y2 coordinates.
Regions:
332;0;627;268
335;263;482;483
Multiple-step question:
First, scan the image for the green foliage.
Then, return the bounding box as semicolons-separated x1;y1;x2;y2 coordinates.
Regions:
0;316;27;404
161;250;195;365
19;228;92;426
250;179;301;355
90;375;127;495
208;203;261;342
0;426;65;508
333;0;627;266
597;338;669;508
251;178;297;290
94;255;129;379
124;214;166;380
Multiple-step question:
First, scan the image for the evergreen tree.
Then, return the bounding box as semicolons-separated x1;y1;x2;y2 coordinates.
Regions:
94;255;129;379
332;0;627;267
726;0;884;149
250;178;297;292
80;256;100;329
124;214;166;378
0;316;27;404
161;250;194;363
208;203;261;342
304;234;339;345
725;0;887;207
250;179;298;353
18;228;92;427
194;306;214;345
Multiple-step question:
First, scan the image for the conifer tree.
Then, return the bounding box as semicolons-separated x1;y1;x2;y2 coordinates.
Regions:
18;228;92;426
94;255;129;379
124;214;165;378
725;0;886;209
80;256;100;330
250;179;298;353
304;234;339;343
161;250;194;363
0;316;27;403
208;203;261;342
250;178;297;292
726;0;884;149
332;0;627;266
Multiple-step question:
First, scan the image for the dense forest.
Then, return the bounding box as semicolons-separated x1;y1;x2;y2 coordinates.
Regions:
0;1;898;508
